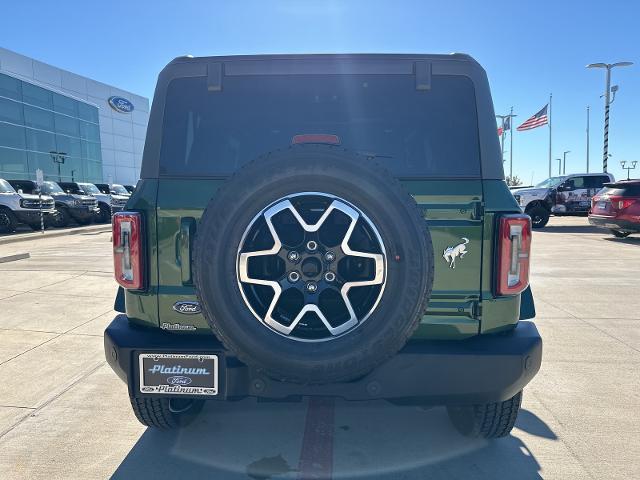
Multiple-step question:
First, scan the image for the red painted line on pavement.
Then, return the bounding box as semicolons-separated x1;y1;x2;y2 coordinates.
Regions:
297;397;335;480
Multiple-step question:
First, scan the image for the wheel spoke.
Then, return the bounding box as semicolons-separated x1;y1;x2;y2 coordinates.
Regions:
238;202;292;332
237;193;386;341
335;206;385;328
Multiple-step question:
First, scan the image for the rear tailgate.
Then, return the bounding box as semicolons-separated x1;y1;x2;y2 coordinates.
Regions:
154;178;485;339
141;54;508;339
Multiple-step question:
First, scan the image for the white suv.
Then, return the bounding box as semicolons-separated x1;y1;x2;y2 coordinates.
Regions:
513;173;614;228
0;178;56;233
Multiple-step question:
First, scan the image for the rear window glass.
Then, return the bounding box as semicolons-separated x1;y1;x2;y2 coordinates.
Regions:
601;185;640;196
159;74;480;177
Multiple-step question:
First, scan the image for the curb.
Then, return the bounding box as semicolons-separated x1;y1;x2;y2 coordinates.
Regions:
0;224;111;246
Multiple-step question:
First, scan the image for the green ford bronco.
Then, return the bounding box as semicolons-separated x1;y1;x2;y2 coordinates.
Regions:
105;53;541;438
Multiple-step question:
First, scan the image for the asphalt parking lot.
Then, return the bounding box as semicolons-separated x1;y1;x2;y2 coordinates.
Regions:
0;216;639;479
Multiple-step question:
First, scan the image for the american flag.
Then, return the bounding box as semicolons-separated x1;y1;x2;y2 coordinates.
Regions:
517;105;548;131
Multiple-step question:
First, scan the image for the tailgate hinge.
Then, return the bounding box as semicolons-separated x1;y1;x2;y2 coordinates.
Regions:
472;201;485;221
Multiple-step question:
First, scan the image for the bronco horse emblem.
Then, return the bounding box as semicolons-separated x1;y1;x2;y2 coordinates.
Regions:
443;237;469;269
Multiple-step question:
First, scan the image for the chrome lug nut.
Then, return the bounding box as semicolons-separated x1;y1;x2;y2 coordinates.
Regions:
324;251;336;262
306;240;318;252
287;251;300;262
306;282;318;293
324;271;336;282
288;271;300;283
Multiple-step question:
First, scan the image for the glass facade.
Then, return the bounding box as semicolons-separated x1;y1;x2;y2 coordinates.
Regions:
0;72;103;182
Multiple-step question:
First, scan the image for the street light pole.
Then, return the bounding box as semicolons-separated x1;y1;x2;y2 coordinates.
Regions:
49;151;67;182
586;61;633;173
556;158;562;175
586;106;590;173
562;150;571;175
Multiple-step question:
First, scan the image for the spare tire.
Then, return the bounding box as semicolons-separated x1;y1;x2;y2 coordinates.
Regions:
193;145;434;383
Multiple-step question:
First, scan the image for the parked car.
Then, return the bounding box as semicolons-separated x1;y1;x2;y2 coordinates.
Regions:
58;182;128;223
123;184;136;194
95;182;131;197
0;178;56;233
105;53;541;439
9;179;99;228
110;184;131;197
589;180;640;238
513;172;614;228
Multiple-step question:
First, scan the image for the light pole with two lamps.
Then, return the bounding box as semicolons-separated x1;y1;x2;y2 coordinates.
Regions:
586;61;633;173
620;161;637;180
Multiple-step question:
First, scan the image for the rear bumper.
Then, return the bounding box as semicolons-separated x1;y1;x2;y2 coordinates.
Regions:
105;315;542;404
589;215;640;232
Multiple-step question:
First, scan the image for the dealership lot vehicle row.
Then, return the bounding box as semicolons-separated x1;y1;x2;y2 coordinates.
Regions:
0;216;638;479
0;178;133;234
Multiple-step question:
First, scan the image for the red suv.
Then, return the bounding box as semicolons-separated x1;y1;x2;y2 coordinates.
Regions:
589;180;640;238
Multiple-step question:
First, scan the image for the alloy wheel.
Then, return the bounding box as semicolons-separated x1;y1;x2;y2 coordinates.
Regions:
236;193;386;342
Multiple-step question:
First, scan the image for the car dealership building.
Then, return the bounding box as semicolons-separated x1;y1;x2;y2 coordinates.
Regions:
0;47;149;186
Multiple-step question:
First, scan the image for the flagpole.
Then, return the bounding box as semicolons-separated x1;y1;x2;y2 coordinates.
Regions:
509;106;514;178
548;93;552;178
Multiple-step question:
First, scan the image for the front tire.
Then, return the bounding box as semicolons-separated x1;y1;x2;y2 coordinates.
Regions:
129;397;204;429
527;205;550;229
447;390;522;439
50;208;70;228
96;204;111;224
0;209;17;233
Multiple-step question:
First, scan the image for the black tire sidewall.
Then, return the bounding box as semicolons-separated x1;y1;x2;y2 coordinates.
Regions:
528;205;549;228
0;209;17;233
53;208;70;228
193;147;434;383
95;204;110;223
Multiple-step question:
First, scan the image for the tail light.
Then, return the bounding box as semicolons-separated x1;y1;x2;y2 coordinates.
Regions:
113;212;144;289
609;197;637;210
496;214;531;296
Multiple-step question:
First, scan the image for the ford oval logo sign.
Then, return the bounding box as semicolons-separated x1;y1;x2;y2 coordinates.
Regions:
172;301;202;315
108;96;134;114
167;376;192;386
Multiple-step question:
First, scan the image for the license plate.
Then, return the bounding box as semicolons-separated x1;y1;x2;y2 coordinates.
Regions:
139;353;218;396
597;201;607;209
579;201;590;207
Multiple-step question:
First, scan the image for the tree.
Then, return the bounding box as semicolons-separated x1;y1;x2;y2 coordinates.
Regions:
505;175;523;187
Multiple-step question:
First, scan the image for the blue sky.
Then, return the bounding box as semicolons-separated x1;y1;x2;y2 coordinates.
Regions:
2;0;638;183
